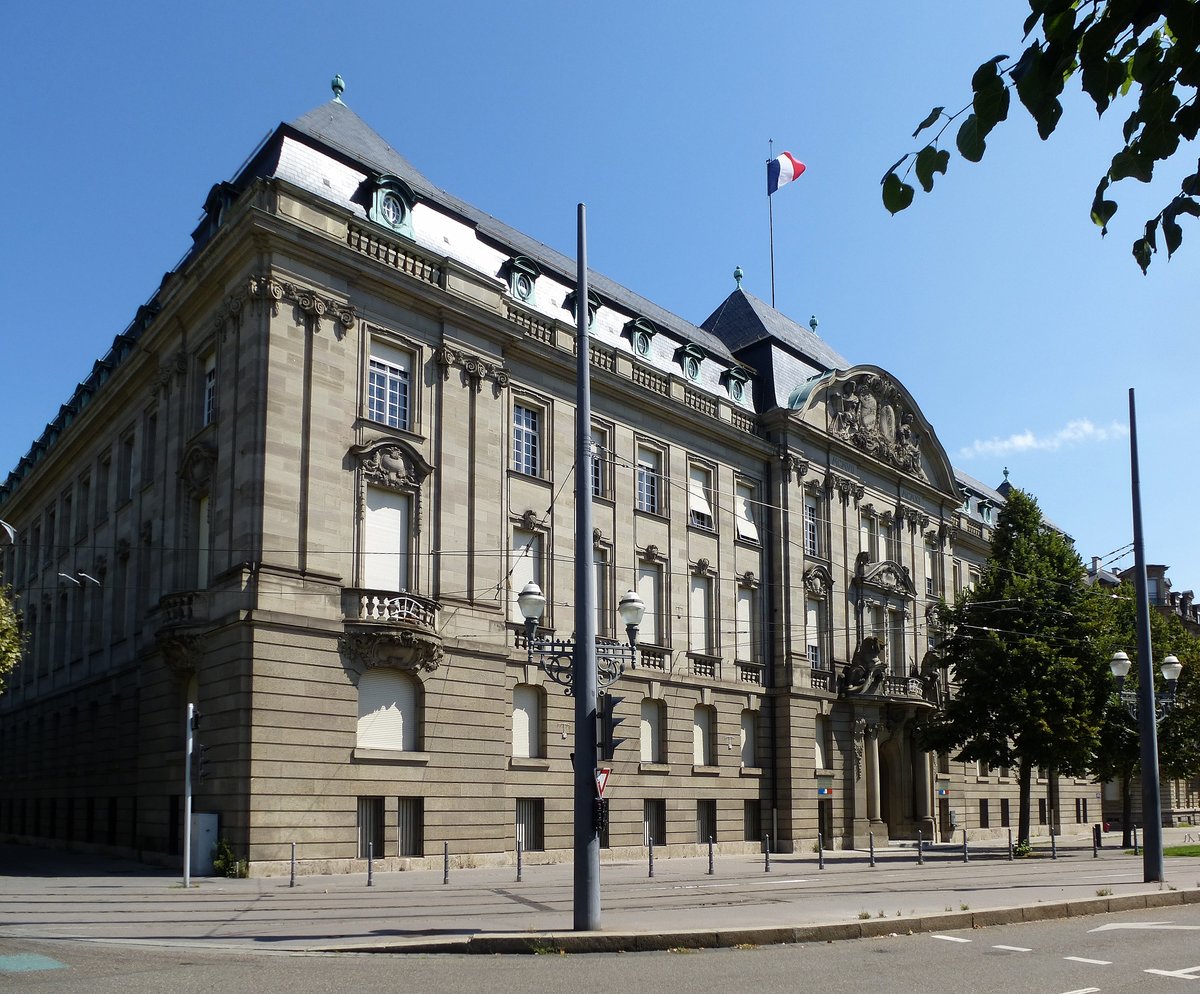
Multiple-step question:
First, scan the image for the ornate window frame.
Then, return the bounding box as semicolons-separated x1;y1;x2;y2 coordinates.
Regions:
622;316;658;358
367;174;416;238
501;256;541;305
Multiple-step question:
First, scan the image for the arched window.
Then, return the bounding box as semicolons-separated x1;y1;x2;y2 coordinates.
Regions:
693;705;714;766
357;669;420;751
640;698;665;764
740;709;759;768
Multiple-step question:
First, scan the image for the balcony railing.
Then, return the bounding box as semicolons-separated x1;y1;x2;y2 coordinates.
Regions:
736;661;764;685
157;591;209;627
347;589;440;632
810;667;834;691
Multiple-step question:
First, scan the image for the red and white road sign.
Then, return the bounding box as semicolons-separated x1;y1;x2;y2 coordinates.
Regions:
595;768;611;797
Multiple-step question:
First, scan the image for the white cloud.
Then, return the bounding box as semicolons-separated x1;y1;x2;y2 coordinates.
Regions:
959;419;1129;459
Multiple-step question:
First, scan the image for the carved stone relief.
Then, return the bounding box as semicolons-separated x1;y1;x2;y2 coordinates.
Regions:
830;374;926;479
434;345;510;393
341;630;442;672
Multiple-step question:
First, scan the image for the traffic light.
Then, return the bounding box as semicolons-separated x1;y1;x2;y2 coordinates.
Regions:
599;693;627;760
193;743;210;781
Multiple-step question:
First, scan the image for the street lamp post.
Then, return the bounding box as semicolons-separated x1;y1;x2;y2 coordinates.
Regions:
513;202;645;932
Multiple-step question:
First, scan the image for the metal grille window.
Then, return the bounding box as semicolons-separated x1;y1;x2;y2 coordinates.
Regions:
743;799;761;842
397;797;423;856
644;798;666;846
357;797;384;859
696;799;717;844
202;352;217;427
513;404;540;476
368;342;411;430
515;798;544;851
635;446;661;514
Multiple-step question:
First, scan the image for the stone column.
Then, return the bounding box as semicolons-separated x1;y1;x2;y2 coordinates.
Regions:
866;723;880;824
913;737;936;840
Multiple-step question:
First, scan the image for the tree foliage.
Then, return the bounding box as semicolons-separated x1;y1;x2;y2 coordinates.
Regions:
0;585;22;695
883;0;1200;272
920;488;1111;843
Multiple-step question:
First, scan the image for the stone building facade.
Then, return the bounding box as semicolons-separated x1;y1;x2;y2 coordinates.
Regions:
0;83;1100;872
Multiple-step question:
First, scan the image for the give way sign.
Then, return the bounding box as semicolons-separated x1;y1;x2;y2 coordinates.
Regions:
595;768;611;798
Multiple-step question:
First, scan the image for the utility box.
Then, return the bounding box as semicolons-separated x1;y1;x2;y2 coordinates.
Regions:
190;812;219;876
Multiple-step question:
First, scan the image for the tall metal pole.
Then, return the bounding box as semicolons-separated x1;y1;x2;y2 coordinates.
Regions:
574;203;600;930
1129;388;1164;882
184;702;194;888
767;140;776;307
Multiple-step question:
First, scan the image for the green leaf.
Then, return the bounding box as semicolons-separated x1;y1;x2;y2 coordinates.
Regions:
972;59;1011;137
1163;214;1183;257
956;114;986;162
1132;236;1153;273
915;145;951;192
882;171;915;214
1090;177;1118;233
1110;145;1154;183
881;153;910;183
911;106;944;138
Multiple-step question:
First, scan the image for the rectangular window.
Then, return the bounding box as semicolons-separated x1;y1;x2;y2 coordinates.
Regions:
96;451;111;523
510;528;543;623
77;475;90;541
363;487;412;592
60;492;73;548
740;710;758;768
644;798;666;846
45;508;56;563
925;542;938;597
593;546;609;638
889;610;905;674
397;797;423;857
688;574;713;654
814;714;831;770
693;705;714;766
357;797;385;858
368;341;412;430
860;513;875;560
696;799;717;844
142;410;157;483
743;799;762;843
590;425;609;498
806;597;823;667
953;559;963;595
636;562;662;645
640;699;664;764
886;520;900;563
1001;798;1010;828
687;463;714;530
734;481;759;542
1038;797;1047;824
117;430;135;505
804;495;820;556
968;567;981;591
979;799;990;829
512;684;542;759
512;404;540;476
515;798;545;852
635;445;662;514
735;586;759;663
202;351;217;427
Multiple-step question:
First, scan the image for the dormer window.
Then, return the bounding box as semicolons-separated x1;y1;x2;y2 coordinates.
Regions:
564;288;601;329
623;317;658;358
724;367;751;403
501;256;541;304
676;344;705;382
368;175;415;237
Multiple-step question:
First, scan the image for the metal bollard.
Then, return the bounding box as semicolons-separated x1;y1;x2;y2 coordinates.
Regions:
1133;825;1140;856
1092;824;1098;859
708;836;714;875
1051;829;1057;860
1008;828;1014;862
367;842;374;887
516;840;523;882
764;833;771;873
648;836;655;878
818;832;825;870
443;841;449;884
290;841;296;887
917;830;924;865
962;828;969;863
869;831;876;867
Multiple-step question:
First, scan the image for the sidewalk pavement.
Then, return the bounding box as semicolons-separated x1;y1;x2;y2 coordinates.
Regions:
2;829;1199;955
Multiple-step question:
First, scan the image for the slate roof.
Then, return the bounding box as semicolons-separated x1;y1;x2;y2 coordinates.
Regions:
281;99;736;363
700;287;850;371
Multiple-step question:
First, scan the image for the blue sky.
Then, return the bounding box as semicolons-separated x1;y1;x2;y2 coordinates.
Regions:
3;1;1196;591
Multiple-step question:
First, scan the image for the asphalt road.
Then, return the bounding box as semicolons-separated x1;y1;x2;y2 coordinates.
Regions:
5;904;1200;993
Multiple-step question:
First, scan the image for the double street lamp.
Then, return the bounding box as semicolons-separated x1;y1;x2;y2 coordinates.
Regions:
517;580;643;931
1109;650;1183;721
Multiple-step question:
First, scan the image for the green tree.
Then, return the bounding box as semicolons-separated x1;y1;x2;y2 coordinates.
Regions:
0;584;22;695
1093;582;1200;844
921;488;1111;846
883;0;1200;272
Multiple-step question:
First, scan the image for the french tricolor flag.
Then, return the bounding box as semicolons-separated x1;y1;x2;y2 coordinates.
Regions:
767;152;806;196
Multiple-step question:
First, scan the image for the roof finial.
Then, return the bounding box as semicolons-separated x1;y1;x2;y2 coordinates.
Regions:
809;315;819;333
733;265;743;288
331;74;346;103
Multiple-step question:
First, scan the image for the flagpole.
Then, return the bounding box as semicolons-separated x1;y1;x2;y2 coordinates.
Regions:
768;139;776;307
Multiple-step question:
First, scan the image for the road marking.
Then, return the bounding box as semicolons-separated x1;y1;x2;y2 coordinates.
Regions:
993;945;1033;952
1064;957;1112;965
1059;988;1101;994
1145;965;1200;979
932;935;972;943
669;878;809;890
1090;921;1200;932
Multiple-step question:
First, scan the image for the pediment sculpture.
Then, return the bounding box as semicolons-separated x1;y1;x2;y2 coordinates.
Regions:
831;374;925;479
